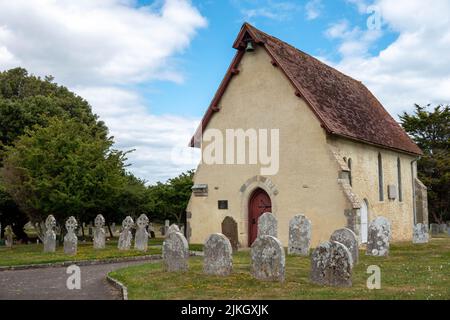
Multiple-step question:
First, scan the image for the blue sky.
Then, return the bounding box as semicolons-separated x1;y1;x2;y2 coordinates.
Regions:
1;0;449;183
136;0;398;118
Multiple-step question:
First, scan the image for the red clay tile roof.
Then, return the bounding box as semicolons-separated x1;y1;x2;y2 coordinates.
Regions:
191;23;422;155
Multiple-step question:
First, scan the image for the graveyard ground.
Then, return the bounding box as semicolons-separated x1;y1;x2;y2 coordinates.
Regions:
109;236;450;300
0;238;166;267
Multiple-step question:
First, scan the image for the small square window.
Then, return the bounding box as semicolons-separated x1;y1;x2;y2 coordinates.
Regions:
218;200;228;210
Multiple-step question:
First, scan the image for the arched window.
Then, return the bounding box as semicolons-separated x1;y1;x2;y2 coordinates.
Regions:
397;157;402;202
378;153;384;201
348;158;352;186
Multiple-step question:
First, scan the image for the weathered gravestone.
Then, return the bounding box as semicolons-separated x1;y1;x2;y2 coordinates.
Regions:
430;223;440;235
257;212;277;238
148;223;155;238
64;216;78;255
330;228;359;264
111;222;116;236
118;216;134;250
310;241;353;287
203;233;233;276
164;219;170;235
288;214;311;256
439;224;448;234
221;216;239;252
5;225;13;248
162;231;189;272
134;214;149;251
43;215;57;252
93;214;106;249
250;235;285;282
413;223;429;244
166;224;180;237
366;217;391;257
88;222;93;237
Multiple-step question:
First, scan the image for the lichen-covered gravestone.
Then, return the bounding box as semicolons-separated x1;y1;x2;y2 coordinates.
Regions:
203;233;233;276
166;224;180;237
250;235;285;282
439;224;448;234
5;225;13;248
330;228;359;264
413;223;429;244
288;214;311;256
221;216;239;252
162;231;189;272
134;214;149;251
93;214;106;249
118;216;134;250
64;216;78;255
43;215;57;252
257;212;277;238
310;241;353;287
366;217;391;257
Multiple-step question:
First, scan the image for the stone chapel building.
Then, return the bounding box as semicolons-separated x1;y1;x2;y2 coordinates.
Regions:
186;23;428;248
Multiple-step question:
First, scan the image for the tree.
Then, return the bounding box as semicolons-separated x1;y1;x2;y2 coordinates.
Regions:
147;170;194;224
400;104;450;223
0;68;107;240
1;117;129;230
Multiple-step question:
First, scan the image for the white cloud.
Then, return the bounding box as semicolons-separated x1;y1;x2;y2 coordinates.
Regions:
0;0;206;87
305;0;323;20
325;19;382;58
232;0;301;22
329;0;450;117
75;86;200;184
0;0;206;183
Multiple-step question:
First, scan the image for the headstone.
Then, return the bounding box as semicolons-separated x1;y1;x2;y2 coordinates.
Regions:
164;219;170;235
257;212;277;238
430;223;440;235
111;222;116;235
148;223;155;238
203;233;233;276
166;224;180;237
221;216;239;252
88;222;93;237
330;228;359;264
250;235;285;282
134;214;149;251
413;223;429;244
118;216;134;250
288;214;311;256
439;224;447;234
64;216;78;255
310;241;353;287
43;215;57;253
366;217;390;257
162;231;189;272
5;225;13;248
93;214;106;249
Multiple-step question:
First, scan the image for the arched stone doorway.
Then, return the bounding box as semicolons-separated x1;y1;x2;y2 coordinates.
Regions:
248;188;272;246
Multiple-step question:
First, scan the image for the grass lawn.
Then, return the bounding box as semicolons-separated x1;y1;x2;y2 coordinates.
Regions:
109;236;450;300
0;238;168;267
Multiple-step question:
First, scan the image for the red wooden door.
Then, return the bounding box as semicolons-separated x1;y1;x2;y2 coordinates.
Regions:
248;188;272;246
